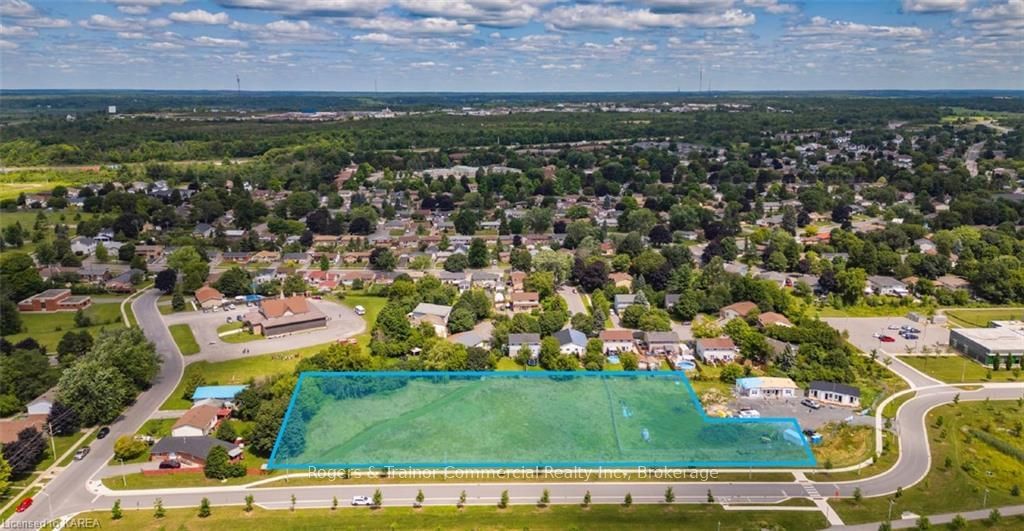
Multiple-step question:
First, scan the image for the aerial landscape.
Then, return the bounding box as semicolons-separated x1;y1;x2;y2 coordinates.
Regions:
1;0;1023;530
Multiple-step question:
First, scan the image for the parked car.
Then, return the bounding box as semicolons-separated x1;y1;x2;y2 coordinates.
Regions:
737;409;761;418
73;446;91;461
801;398;822;410
887;324;902;330
907;327;921;333
904;334;919;340
872;332;882;339
158;460;181;469
226;316;233;323
354;305;366;316
15;497;32;513
879;335;896;343
96;426;110;439
351;495;372;506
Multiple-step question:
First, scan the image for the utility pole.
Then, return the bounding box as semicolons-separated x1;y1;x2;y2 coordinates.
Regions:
236;74;240;96
47;422;57;464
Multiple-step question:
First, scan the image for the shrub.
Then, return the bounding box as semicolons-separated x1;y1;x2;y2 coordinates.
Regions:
113;435;148;461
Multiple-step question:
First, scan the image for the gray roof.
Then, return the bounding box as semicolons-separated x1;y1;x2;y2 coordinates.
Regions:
410;303;453;319
614;294;637;305
644;331;680;344
508;333;541;345
150;436;237;460
553;328;587;347
868;275;906;288
808;381;860;397
664;294;681;307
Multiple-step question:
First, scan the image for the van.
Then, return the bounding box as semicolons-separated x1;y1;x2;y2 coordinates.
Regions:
354;305;366;316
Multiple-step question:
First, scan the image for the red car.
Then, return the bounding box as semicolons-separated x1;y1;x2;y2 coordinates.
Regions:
15;497;32;513
879;335;896;343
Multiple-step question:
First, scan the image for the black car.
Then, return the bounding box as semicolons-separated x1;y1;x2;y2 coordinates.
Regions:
96;427;110;439
158;459;181;469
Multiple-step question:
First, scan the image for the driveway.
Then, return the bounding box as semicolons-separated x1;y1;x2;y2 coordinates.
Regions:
735;397;873;431
162;298;364;363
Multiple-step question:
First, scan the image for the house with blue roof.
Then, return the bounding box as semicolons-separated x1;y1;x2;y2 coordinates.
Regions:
735;377;799;399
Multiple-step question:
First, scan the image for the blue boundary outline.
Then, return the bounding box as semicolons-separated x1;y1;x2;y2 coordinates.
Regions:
267;371;818;470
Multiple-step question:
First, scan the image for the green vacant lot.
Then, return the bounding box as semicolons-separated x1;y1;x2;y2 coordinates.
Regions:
945;308;1024;328
900;356;1020;383
277;373;812;468
335;292;386;352
4;301;125;350
75;503;827;530
831;400;1024;524
169;324;200;355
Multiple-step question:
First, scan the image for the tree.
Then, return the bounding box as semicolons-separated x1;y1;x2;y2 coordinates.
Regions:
91;328;160;391
707;489;714;502
47;401;80;436
73;308;91;328
458;490;467;508
444;253;469;272
215;419;237;442
719;364;743;383
499;490;509;508
154;498;165;518
111;499;123;520
509;248;532;271
853;487;863;503
0;299;21;335
167;247;209;293
665;487;675;503
539;488;550;507
331;496;338;510
57;360;132;425
95;241;109;263
468;238;489;268
835;267;867;305
0;252;43;302
172;289;186;312
198;498;211;518
692;315;723;338
215;267;251;296
914;515;929;530
415;489;424;507
624;492;633;507
1;427;45;476
369;248;397;271
583;490;591;507
204;445;245;479
0;453;9;496
113;435;148;460
372;488;383;508
423;342;469;371
949;514;967;530
244;495;254;513
282;274;308;296
155;268;177;294
620;352;639;371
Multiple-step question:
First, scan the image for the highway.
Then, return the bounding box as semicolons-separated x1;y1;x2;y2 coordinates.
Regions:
4;291;1023;528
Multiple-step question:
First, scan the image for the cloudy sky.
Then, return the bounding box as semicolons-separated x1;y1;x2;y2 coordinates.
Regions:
1;0;1021;91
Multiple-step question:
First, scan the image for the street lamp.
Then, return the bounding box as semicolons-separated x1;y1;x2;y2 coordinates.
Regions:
888;498;895;522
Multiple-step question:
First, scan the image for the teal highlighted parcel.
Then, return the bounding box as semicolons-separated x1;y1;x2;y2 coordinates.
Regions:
268;372;816;469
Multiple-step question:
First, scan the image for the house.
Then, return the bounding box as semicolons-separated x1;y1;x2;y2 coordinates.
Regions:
510;292;540;312
407;303;453;338
191;385;247;406
193;223;216;239
664;294;681;310
105;269;140;292
70;236;98;256
643;331;681;355
149;436;240;466
934;275;970;291
553;328;588;357
720;301;757;321
508;333;541;359
26;389;57;416
599;329;635;354
18;289;92;312
171;405;221;437
613;294;638;315
695;337;739;364
608;272;633;289
508;271;527;292
757;312;793;328
134;245;165;260
807;381;861;408
735;377;799;399
0;415;47;445
867;276;909;297
245;296;327;337
471;271;501;290
448;329;491;349
195;286;224;309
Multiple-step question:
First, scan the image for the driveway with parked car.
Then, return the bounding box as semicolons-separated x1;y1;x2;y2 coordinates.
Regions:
734;396;873;430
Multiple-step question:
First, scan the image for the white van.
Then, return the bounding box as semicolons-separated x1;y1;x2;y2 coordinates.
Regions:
354;305;366;316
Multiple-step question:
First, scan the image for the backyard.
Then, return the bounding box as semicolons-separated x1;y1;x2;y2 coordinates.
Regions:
4;301;125;350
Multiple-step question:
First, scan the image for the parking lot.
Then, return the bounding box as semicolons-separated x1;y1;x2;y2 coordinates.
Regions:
734;396;873;431
823;316;950;355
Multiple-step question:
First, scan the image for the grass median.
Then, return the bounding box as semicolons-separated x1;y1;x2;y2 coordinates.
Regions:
899;356;1020;383
168;324;200;355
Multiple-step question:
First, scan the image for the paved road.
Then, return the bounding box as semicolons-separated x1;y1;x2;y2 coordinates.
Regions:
6;289;184;525
558;286;587;316
161;298;363;363
965;141;985;177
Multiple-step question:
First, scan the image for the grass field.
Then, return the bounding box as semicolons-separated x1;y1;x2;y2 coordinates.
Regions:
169;324;200;355
72;503;828;530
818;304;929;318
335;292;385;352
810;424;874;470
276;373;813;468
899;356;1020;383
3;302;125;350
944;308;1024;328
160;342;331;410
809;432;898;482
830;400;1024;524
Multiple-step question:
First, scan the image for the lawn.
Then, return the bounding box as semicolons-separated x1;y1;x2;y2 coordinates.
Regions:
221;330;264;343
160;342;331;410
217;322;244;334
168;324;200;356
809;432;899;482
830;400;1024;524
74;503;827;530
818;304;930;318
899;356;1020;383
944;308;1024;328
882;392;915;419
136;418;176;438
334;292;386;352
810;424;873;470
3;302;125;350
275;373;813;468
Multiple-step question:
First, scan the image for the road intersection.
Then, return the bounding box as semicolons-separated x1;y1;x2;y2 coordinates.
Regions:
4;291;1023;530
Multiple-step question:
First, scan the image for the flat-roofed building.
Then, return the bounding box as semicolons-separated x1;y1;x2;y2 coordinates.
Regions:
18;289;92;312
949;321;1024;367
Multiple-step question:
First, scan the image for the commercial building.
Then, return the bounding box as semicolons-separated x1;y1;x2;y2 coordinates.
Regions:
17;289;92;312
949;321;1024;367
245;296;327;337
807;381;861;408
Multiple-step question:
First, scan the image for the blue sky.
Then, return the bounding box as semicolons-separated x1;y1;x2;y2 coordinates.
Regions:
1;0;1021;91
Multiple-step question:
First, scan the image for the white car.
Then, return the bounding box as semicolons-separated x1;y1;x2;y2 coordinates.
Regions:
737;409;761;418
354;305;366;316
351;495;372;506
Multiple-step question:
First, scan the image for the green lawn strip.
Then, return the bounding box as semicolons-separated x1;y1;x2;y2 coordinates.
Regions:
58;428;99;467
817;304;930;318
217;321;244;334
0;486;40;524
829;401;1024;524
943;308;1024;328
811;424;874;470
74;502;827;530
3;301;126;350
808;432;899;482
35;431;89;470
220;330;264;343
882;392;916;419
899;356;1020;383
159;343;331;410
168;324;200;355
333;292;387;352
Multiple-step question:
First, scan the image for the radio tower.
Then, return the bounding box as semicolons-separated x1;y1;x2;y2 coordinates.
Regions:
236;74;241;96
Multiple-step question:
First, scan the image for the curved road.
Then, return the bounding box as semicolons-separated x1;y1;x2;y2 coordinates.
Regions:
6;293;1023;525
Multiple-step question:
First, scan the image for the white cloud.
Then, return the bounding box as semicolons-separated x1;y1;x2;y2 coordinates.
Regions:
347;16;476;36
169;9;231;25
641;43;658;51
0;0;70;27
230;19;335;41
0;38;18;49
118;5;151;15
645;0;738;12
744;0;798;14
0;24;36;38
142;41;184;50
410;61;437;67
901;0;968;13
787;16;929;39
79;14;139;31
0;0;35;17
352;32;412;45
963;0;1024;37
117;31;146;39
397;0;551;27
546;4;755;30
194;35;247;47
214;0;382;17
